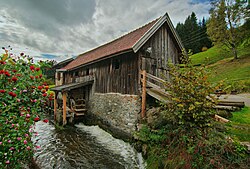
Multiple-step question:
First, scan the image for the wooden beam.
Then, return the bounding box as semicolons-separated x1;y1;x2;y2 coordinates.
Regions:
141;70;147;118
54;92;57;122
62;91;67;125
214;114;230;123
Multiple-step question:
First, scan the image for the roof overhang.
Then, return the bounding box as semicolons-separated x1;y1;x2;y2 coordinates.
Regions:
132;12;185;53
50;80;93;92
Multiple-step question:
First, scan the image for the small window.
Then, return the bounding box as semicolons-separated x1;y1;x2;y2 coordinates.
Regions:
113;59;120;70
74;71;79;77
57;72;61;81
86;68;89;75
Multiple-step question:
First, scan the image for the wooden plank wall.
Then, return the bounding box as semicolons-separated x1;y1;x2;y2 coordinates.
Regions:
94;52;139;95
63;52;139;95
140;23;181;79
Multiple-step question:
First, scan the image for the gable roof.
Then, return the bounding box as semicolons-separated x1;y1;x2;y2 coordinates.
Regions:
63;13;184;70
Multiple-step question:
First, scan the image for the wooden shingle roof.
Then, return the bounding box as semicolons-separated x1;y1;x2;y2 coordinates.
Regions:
62;13;183;70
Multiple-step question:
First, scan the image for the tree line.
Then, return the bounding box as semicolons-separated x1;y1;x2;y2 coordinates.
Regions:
176;0;249;58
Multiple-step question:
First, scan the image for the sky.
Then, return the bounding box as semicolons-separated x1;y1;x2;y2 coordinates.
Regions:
0;0;211;63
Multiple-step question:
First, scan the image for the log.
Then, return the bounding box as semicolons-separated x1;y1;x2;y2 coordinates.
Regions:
217;101;245;108
214;114;230;123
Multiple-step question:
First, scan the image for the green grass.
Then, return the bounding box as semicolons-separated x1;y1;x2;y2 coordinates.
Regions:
225;107;250;141
191;45;230;65
191;45;250;92
230;107;250;124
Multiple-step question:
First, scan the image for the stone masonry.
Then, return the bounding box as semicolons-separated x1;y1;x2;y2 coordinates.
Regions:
88;93;141;139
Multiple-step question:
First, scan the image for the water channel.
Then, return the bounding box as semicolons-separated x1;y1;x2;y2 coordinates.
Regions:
32;121;145;169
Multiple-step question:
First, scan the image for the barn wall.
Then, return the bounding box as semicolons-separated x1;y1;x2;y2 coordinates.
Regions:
140;23;181;79
64;52;139;95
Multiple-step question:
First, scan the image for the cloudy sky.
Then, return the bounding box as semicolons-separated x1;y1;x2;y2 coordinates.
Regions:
0;0;211;62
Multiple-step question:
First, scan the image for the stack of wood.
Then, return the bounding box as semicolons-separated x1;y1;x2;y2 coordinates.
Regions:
215;100;245;111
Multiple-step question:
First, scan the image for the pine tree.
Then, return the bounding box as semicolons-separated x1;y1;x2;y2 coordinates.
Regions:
176;12;212;54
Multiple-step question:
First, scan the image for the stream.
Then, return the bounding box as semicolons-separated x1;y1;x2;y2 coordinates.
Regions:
32;121;145;169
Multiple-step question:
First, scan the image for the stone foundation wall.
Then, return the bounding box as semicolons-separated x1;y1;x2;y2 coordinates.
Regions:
87;93;141;139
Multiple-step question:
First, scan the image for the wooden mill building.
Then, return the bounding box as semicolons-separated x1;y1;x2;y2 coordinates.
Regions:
52;13;184;138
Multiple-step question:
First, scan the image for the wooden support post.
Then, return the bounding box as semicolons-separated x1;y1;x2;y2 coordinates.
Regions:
62;91;67;125
54;92;57;122
141;70;147;118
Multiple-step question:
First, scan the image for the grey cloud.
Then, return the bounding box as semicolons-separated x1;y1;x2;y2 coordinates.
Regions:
0;0;211;62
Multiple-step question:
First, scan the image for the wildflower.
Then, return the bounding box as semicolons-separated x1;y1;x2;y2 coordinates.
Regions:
23;140;27;144
39;74;42;78
5;71;11;77
35;75;39;79
42;93;47;97
8;91;17;97
12;76;18;82
37;86;43;90
16;73;21;76
23;90;27;93
43;119;49;123
0;60;6;64
25;134;29;137
33;99;37;102
8;140;11;143
26;146;31;150
17;99;21;102
34;117;40;122
0;142;2;145
9;147;14;151
17;137;22;141
30;65;35;71
5;160;10;164
30;76;34;80
35;67;40;71
26;114;30;118
12;69;17;73
36;145;41;149
45;86;49;90
0;89;5;93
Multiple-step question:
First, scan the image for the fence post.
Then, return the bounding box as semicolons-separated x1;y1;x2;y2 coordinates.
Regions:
62;91;67;125
141;70;147;118
54;92;57;122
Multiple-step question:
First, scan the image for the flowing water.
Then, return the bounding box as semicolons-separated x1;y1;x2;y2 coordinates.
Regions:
32;121;145;169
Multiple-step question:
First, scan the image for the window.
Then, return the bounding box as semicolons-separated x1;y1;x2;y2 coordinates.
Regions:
74;71;79;77
57;72;60;81
113;59;120;70
86;68;89;75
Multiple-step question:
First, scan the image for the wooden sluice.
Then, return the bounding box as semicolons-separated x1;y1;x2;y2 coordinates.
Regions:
51;75;95;125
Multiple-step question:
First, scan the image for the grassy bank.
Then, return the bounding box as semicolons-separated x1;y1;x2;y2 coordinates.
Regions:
190;45;250;92
226;107;250;141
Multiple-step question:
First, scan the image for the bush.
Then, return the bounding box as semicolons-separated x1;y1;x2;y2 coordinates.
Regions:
162;53;221;128
0;48;54;168
136;53;249;169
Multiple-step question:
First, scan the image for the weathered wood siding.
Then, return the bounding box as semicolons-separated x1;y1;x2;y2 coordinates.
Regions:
94;52;139;94
64;52;139;95
140;23;181;79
